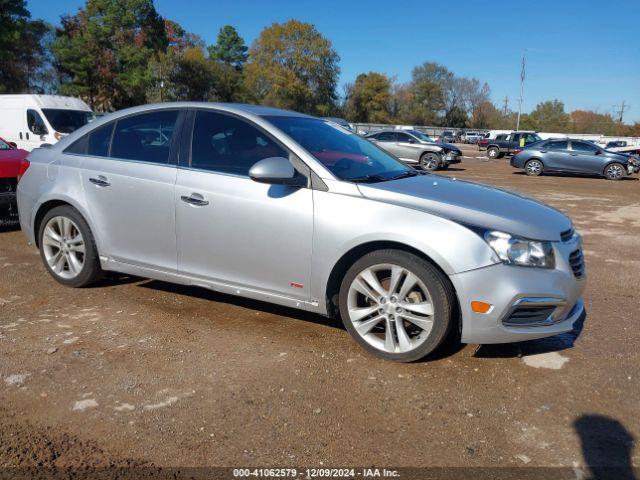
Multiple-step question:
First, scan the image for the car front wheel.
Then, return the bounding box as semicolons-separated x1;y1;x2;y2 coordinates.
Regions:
38;206;103;287
604;163;625;180
338;249;455;362
420;152;440;171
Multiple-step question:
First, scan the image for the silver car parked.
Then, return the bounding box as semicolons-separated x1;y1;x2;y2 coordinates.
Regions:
17;103;586;362
365;129;462;170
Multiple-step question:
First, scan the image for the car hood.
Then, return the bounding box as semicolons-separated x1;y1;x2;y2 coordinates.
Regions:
425;141;460;152
357;174;572;241
0;148;28;177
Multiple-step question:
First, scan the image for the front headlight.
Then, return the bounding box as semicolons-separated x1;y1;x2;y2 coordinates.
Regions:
484;230;555;268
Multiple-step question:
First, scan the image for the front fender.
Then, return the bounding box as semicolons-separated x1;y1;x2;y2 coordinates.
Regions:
311;189;498;311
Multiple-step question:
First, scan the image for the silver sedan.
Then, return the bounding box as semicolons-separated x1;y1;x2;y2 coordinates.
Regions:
17;103;586;362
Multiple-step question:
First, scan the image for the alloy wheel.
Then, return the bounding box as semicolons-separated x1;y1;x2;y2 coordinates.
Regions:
606;163;624;180
526;160;542;176
346;263;435;354
42;216;86;280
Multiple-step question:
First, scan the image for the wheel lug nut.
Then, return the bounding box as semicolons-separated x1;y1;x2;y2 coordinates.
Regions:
396;307;402;313
389;314;395;320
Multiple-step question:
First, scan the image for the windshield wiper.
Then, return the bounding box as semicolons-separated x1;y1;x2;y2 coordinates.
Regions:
348;174;388;183
387;170;421;181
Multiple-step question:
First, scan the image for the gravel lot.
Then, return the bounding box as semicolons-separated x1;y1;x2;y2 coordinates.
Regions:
1;145;638;477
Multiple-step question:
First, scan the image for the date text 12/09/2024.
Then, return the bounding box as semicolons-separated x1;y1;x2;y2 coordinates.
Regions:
233;468;400;478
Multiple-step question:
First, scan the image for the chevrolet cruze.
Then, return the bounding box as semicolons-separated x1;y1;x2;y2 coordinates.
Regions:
17;103;586;362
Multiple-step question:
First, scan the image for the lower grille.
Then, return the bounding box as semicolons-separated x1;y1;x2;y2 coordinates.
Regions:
503;305;558;326
569;249;585;278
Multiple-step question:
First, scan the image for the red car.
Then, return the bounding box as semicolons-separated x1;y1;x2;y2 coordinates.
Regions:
0;137;30;227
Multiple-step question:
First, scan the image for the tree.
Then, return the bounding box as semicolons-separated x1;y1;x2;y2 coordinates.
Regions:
0;0;51;93
408;62;450;125
343;72;392;123
208;25;248;70
244;20;340;115
569;110;617;135
52;0;167;111
527;100;570;132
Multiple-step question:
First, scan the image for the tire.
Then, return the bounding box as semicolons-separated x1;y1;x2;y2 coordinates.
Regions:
38;205;103;287
338;249;455;362
604;162;625;181
440;163;450;169
486;147;500;159
420;152;441;171
525;159;543;176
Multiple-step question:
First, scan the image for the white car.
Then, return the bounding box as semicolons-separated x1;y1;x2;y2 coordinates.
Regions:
0;94;95;151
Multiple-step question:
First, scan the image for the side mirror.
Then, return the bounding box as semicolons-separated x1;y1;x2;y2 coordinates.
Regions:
249;157;307;187
407;138;416;144
594;150;602;155
8;142;17;149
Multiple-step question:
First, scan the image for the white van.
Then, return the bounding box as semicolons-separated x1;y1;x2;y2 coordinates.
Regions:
0;95;94;151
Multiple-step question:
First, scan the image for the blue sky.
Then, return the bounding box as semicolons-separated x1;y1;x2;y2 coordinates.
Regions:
28;0;640;122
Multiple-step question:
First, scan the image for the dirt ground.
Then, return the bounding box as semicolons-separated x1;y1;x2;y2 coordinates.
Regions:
1;145;638;478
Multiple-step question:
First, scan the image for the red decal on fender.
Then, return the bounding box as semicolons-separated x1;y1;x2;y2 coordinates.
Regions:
290;282;304;289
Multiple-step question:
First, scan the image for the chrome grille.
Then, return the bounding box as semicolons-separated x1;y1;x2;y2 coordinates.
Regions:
569;249;585;278
560;228;574;242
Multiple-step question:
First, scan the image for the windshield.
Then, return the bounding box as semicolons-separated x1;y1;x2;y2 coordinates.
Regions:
267;116;413;182
0;138;11;150
407;130;435;143
41;109;95;134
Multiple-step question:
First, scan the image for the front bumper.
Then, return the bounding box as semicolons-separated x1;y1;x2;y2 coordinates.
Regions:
444;153;462;164
450;238;586;344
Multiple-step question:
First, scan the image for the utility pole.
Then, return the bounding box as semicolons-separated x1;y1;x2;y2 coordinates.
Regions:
502;95;509;115
614;100;628;123
516;53;526;130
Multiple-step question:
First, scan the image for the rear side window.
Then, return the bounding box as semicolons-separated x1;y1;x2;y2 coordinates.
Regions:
110;110;178;164
377;132;396;142
545;140;569;150
88;123;114;156
191;110;287;176
64;122;114;156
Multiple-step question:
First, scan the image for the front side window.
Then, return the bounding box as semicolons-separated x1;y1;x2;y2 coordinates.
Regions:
110;110;178;164
396;133;414;143
41;109;94;134
191;111;287;176
267;116;412;182
408;130;435;142
571;141;598;154
27;109;48;135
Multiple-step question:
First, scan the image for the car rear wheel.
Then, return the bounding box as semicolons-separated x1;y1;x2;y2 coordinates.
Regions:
487;147;500;159
525;159;543;176
38;206;103;287
338;249;455;362
420;152;440;171
604;163;625;180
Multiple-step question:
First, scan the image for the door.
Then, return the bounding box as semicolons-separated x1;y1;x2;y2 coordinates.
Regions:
541;140;571;170
569;141;605;173
394;132;421;162
175;110;313;300
79;109;181;271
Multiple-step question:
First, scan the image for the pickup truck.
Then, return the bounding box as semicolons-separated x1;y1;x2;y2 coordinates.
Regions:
485;131;542;159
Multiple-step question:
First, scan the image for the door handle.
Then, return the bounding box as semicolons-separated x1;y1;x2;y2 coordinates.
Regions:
570;154;578;156
89;175;110;187
181;194;209;206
